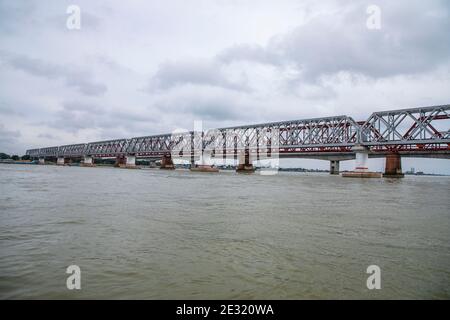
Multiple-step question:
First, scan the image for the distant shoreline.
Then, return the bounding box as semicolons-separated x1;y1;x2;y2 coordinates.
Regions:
0;160;448;176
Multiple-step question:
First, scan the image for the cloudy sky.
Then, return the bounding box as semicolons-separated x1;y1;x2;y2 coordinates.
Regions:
1;0;449;172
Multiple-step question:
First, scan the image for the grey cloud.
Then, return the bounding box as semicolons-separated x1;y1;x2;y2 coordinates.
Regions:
0;103;23;116
64;71;107;96
0;123;21;152
37;133;56;140
90;54;136;74
63;101;104;113
176;101;240;121
217;0;450;81
217;44;281;66
280;1;450;80
0;1;36;33
51;109;97;132
157;104;240;122
43;101;157;136
1;52;107;96
109;111;157;124
78;10;102;30
44;101;103;133
145;0;450;115
154;88;253;122
148;60;249;92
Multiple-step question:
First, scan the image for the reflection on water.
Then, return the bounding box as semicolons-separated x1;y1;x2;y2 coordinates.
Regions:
0;164;449;299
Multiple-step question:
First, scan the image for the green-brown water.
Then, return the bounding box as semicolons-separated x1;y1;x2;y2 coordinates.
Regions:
0;164;449;299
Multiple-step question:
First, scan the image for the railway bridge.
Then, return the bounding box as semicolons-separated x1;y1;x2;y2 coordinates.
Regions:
26;104;450;177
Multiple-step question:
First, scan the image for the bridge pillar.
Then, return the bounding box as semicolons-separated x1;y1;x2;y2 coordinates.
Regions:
330;160;340;175
57;157;70;166
82;155;94;167
355;148;369;171
114;156;126;167
190;154;219;172
160;154;175;169
38;157;45;165
125;155;137;168
236;150;254;173
383;153;404;178
342;145;381;178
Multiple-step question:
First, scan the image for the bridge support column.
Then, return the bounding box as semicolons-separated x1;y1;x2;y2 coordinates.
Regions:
38;157;45;165
342;145;381;178
114;156;126;168
383;153;404;178
160;154;175;169
82;155;94;167
330;160;340;175
125;155;137;168
190;154;219;172
57;157;70;166
236;150;254;173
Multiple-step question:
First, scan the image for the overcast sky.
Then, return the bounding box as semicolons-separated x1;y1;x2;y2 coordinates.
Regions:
0;0;449;172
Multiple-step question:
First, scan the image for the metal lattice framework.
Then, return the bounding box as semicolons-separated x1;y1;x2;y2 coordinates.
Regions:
26;148;41;157
126;132;194;157
58;144;87;157
37;146;59;158
83;139;130;157
360;105;449;152
26;104;450;159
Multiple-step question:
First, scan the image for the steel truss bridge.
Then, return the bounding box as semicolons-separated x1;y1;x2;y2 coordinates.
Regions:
26;105;450;161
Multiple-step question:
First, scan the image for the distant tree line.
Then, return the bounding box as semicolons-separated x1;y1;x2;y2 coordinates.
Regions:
0;153;30;161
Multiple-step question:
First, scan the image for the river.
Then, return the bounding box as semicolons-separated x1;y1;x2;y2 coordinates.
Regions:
0;164;449;299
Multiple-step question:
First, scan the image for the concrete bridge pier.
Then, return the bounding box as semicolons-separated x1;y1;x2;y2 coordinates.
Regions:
125;155;137;168
160;154;175;169
114;156;126;167
383;153;404;178
236;150;255;173
57;157;71;166
190;153;219;172
82;155;94;167
342;145;381;178
330;160;340;175
355;148;369;171
38;157;45;165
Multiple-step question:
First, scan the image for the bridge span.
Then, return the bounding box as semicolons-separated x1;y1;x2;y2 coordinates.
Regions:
26;104;450;177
